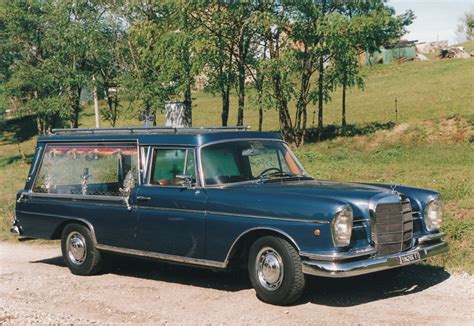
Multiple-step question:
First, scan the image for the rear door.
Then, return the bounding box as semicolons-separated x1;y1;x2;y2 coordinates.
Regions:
16;142;140;249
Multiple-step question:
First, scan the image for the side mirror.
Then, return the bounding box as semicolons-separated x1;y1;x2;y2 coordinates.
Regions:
176;174;194;189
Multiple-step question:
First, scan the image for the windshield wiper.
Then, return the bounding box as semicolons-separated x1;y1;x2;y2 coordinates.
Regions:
256;171;301;183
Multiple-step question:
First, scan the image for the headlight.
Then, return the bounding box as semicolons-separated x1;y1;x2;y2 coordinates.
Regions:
331;206;353;247
424;199;442;231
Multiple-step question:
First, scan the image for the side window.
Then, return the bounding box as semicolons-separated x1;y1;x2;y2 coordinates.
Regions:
150;148;196;186
32;144;138;196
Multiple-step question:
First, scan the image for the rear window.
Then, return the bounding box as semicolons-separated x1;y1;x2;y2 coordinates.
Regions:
32;143;138;196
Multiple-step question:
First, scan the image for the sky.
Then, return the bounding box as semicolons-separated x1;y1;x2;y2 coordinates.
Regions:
388;0;474;45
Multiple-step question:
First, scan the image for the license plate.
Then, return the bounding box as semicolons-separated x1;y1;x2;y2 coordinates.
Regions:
399;252;421;265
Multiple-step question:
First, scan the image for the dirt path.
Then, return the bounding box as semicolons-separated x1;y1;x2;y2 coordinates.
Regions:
1;241;473;325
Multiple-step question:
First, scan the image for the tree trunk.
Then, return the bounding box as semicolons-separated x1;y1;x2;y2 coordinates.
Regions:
68;86;81;129
182;29;193;127
237;72;245;126
221;88;230;127
221;53;233;127
36;116;45;135
237;60;245;126
295;97;307;147
105;87;118;127
184;81;192;127
342;79;347;127
317;54;324;129
93;79;100;128
318;0;327;130
112;94;119;127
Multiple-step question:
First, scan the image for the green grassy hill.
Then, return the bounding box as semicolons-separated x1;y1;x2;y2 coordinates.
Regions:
1;49;473;272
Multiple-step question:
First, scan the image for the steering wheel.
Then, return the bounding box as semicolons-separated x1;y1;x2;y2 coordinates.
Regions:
257;167;282;178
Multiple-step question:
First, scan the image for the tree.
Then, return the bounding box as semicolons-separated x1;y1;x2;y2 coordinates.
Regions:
45;0;104;128
190;2;236;126
257;0;413;146
329;1;414;127
88;1;127;127
122;0;199;126
191;1;258;126
257;0;341;146
328;15;365;127
456;10;474;42
0;0;65;134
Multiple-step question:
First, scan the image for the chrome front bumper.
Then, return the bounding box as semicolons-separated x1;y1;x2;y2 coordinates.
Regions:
302;240;448;278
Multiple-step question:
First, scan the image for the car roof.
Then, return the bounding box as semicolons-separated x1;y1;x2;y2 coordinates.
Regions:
37;127;283;147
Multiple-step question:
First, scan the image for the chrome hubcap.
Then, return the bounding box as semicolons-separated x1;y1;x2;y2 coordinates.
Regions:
256;247;284;291
67;232;87;265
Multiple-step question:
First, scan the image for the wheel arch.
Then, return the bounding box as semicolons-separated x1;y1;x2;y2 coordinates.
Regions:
51;218;97;244
224;227;300;266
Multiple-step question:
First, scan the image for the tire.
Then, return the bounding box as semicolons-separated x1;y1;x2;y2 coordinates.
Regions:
248;236;305;305
61;223;102;275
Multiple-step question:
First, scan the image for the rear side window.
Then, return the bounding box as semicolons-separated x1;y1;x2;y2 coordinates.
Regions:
32;144;138;196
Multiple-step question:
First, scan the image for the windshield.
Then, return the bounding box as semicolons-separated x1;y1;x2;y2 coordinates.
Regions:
201;140;308;186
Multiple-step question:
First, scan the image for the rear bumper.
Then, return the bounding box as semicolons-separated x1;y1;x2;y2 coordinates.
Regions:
302;240;448;278
10;218;22;236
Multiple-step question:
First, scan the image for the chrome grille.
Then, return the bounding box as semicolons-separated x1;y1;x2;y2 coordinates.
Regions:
374;200;413;256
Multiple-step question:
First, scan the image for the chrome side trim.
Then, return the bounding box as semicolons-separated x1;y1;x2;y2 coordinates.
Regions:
418;232;446;244
300;246;377;262
302;240;448;278
95;244;226;269
137;205;328;224
24;192;125;202
16;210;98;244
139;206;206;215
137;206;324;224
207;210;329;224
223;227;301;264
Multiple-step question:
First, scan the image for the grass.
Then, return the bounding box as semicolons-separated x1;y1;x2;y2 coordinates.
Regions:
1;46;473;273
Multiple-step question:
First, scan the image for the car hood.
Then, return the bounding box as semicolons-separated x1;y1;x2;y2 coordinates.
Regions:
224;179;406;219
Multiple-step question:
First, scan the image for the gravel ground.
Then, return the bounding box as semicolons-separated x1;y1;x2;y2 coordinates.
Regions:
1;241;473;325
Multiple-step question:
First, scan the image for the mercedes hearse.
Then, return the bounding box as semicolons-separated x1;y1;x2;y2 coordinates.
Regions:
11;127;448;305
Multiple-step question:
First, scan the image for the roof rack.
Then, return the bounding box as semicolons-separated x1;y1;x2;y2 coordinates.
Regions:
51;126;251;135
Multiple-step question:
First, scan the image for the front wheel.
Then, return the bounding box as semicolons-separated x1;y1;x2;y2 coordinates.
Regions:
61;223;102;275
248;236;305;305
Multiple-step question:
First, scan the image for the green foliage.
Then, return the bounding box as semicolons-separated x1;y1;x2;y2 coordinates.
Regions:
1;0;416;139
440;179;473;201
456;10;474;41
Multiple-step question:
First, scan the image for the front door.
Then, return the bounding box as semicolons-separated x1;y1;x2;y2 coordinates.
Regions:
135;147;207;258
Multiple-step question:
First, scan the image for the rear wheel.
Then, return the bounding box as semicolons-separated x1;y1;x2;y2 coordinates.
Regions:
248;236;305;305
61;223;102;275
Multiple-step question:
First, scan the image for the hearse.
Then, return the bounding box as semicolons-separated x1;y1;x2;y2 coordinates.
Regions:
11;126;448;305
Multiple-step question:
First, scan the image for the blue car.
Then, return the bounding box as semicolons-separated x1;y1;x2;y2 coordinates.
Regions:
11;127;448;305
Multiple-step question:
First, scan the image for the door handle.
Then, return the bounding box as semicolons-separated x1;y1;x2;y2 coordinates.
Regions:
136;196;151;202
